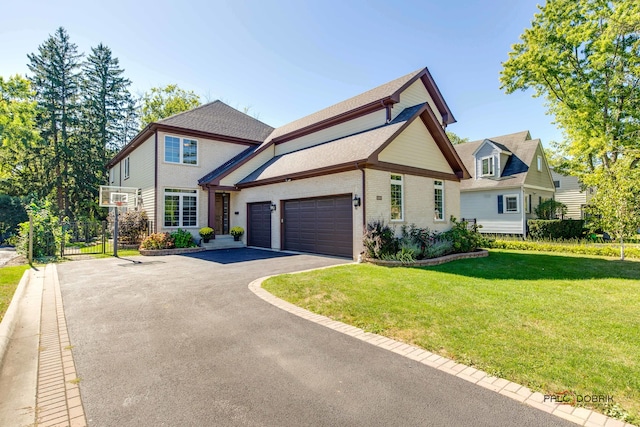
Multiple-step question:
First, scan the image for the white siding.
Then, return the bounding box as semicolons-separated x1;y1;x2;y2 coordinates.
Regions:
274;110;386;156
460;189;524;234
232;170;363;259
378;120;453;173
365;169;460;234
551;170;591;219
391;80;441;125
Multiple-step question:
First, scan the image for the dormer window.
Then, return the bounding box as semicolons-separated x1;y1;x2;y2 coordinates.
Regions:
481;156;494;177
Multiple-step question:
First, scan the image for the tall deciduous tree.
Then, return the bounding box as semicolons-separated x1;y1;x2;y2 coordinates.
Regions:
501;0;640;255
139;84;200;128
0;75;41;196
27;27;83;218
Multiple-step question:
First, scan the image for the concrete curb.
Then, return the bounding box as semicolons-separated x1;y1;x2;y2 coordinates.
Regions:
0;268;32;368
249;272;637;427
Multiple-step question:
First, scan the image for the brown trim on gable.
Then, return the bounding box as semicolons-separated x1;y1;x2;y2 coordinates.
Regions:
107;123;262;169
271;101;389;145
369;162;461;182
389;67;456;126
206;184;238;191
235;162;366;189
418;104;470;179
155;124;261;146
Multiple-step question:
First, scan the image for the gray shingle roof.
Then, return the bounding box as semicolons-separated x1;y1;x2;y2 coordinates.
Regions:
262;68;426;143
454;131;540;191
237;119;410;185
157;100;274;142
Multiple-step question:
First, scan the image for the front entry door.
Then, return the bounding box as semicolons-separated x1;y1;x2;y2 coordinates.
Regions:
214;193;230;235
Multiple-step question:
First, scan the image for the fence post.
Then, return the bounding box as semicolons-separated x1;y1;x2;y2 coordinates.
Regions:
28;214;33;264
102;221;106;254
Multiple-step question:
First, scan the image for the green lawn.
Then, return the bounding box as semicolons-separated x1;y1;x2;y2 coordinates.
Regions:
264;250;640;423
0;265;31;322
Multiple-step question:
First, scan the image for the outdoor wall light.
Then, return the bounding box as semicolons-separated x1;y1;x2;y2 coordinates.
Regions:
353;195;361;208
270;203;277;212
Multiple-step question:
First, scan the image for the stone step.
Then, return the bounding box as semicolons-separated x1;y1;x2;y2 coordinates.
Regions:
201;235;244;250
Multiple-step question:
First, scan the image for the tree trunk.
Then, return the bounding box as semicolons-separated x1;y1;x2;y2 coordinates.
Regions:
620;236;625;261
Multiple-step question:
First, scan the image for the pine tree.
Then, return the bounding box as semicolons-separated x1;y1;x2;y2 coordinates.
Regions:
27;27;83;219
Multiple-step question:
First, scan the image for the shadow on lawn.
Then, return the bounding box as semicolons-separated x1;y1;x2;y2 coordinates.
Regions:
422;250;640;281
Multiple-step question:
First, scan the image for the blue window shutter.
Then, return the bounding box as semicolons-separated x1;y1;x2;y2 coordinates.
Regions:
498;195;504;214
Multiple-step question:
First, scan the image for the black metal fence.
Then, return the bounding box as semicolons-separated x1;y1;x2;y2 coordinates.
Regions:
60;220;155;257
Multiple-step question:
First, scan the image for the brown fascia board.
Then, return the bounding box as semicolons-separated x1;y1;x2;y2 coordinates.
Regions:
270;99;392;145
368;162;461;182
106;123;261;169
418;104;470;179
420;69;456;125
235;161;367;189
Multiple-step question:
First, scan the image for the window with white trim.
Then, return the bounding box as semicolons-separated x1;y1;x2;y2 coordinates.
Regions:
481;156;494;176
164;189;197;227
434;180;445;221
505;195;519;213
390;174;403;221
164;136;198;165
123;157;130;180
537;155;542;171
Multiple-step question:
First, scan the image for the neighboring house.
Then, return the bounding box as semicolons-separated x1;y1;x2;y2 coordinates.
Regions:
453;131;555;235
107;67;469;259
550;169;594;219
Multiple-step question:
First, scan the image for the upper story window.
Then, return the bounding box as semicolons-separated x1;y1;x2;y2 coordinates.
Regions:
553;180;560;188
123;157;130;180
390;174;403;221
537;155;542;171
165;135;198;165
481;156;494;177
434;180;444;221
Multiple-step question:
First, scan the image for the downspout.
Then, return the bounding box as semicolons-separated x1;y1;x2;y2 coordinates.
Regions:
355;162;366;228
154;131;158;232
522;187;527;238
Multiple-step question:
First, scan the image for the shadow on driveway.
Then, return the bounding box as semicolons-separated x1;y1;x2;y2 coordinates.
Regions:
180;247;297;264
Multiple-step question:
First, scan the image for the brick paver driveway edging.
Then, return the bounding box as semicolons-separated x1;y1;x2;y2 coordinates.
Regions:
58;250;584;427
249;271;636;427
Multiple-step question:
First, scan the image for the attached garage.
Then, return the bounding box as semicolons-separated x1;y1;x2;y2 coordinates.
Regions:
282;195;353;258
247;202;272;248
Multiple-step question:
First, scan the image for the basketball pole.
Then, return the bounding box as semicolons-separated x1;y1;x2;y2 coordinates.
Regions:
114;206;119;257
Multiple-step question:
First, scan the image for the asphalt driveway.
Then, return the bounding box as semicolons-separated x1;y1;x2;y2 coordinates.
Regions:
57;249;573;426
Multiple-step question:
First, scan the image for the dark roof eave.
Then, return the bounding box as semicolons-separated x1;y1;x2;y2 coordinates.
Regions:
106;123;155;169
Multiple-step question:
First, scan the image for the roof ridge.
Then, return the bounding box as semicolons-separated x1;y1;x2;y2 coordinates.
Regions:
156;100;223;124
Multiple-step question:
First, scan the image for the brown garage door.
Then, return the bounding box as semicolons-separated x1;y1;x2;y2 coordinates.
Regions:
248;202;272;248
283;195;353;258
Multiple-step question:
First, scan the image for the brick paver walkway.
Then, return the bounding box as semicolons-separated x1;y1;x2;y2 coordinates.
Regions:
36;264;86;427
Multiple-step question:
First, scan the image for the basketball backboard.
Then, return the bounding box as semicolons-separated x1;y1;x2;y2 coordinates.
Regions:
99;186;139;208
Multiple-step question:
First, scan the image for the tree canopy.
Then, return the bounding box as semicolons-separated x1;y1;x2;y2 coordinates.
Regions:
446;131;469;145
139;84;201;128
501;0;640;256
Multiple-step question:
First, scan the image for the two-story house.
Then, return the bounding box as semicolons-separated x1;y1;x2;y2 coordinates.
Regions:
550;169;595;220
107;67;470;259
453;131;555;235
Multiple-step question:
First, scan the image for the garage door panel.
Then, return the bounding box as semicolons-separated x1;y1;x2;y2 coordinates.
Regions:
248;202;272;248
283;195;353;258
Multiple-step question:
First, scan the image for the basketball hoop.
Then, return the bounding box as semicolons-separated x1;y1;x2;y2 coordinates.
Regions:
114;201;124;207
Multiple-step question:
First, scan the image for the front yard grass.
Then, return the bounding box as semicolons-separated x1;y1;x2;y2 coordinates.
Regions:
264;249;640;423
0;265;31;322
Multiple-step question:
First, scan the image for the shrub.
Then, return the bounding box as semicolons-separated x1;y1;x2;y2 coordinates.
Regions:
534;199;567;219
15;200;65;259
199;227;214;239
423;238;454;259
441;217;487;253
487;239;640;259
108;210;149;244
140;233;174;250
230;226;244;237
171;228;196;248
363;220;398;259
527;219;586;240
381;247;416;264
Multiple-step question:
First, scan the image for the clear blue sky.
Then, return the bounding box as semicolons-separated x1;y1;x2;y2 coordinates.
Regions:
1;0;561;146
